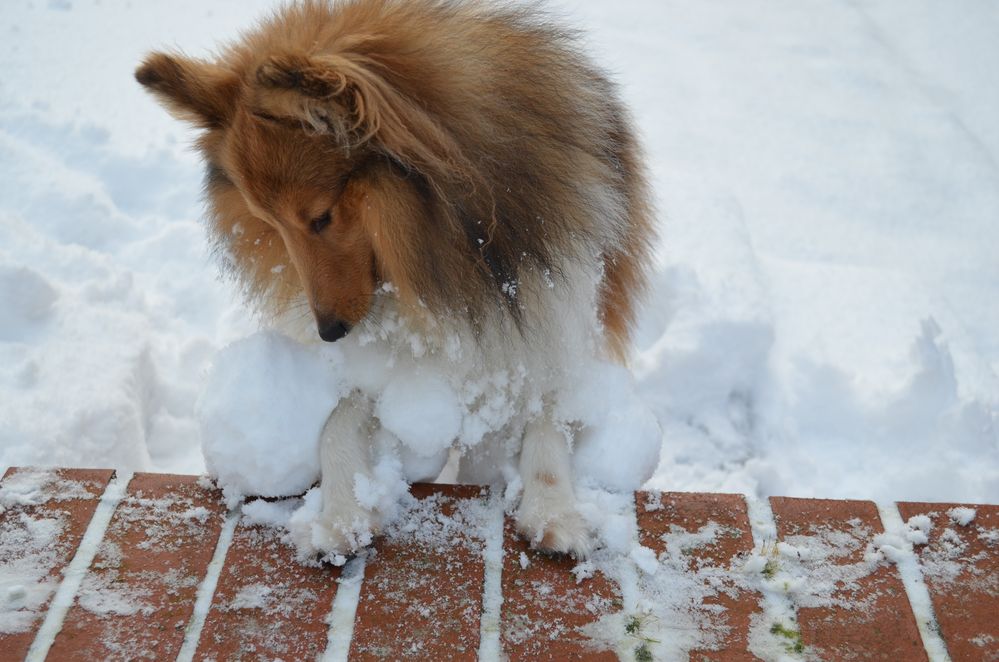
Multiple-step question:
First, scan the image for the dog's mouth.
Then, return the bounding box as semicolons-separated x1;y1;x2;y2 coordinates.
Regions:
317;319;352;342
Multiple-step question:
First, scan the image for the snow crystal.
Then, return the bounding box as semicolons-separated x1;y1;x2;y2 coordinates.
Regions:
571;561;595;584
227;583;273;611
241;498;299;530
917;526;975;586
628;546;658;576
904;514;933;545
947;506;976;526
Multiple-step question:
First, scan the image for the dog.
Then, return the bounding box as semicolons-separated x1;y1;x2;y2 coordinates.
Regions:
136;0;653;558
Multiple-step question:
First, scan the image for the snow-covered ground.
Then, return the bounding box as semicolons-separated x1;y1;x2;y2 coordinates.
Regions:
1;0;997;504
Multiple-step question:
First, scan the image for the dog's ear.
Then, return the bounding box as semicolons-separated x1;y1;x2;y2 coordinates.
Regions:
254;53;461;177
135;52;239;129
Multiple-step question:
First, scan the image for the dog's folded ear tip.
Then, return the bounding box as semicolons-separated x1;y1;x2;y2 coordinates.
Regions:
134;63;161;87
134;52;175;88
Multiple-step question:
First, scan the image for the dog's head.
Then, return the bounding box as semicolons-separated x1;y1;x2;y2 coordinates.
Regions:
133;2;636;350
135;37;472;342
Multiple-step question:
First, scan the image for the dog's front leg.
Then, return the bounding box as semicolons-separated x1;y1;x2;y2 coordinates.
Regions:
515;414;591;558
314;389;379;556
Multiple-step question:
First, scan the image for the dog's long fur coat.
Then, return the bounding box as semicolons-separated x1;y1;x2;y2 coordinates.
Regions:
137;0;653;557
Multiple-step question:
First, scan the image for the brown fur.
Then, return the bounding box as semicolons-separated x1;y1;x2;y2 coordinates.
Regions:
136;0;654;358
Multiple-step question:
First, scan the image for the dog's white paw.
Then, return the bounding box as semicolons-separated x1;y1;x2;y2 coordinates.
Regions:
311;517;374;558
515;499;592;558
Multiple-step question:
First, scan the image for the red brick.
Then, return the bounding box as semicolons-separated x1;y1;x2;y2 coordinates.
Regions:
193;509;341;661
48;473;227;661
897;502;999;662
0;467;114;662
637;491;762;660
770;497;926;661
500;516;618;660
350;483;488;660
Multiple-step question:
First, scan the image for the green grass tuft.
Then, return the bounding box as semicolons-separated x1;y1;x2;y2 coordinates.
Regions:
625;615;642;634
770;622;805;654
634;641;653;662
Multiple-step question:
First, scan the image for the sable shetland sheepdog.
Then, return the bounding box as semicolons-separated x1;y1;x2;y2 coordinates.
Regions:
137;0;653;557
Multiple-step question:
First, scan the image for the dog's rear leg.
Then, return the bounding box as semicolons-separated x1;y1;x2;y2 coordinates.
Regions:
515;415;591;558
315;389;379;556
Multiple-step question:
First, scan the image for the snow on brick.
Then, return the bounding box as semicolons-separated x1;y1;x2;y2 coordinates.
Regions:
47;473;226;661
350;484;489;659
769;498;926;660
898;502;999;662
0;468;113;660
633;491;761;662
500;516;619;661
194;508;341;661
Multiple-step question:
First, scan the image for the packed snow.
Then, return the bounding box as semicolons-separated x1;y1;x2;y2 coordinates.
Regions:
1;1;998;515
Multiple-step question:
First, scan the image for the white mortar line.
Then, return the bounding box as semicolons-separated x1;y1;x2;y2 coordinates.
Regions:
25;470;133;662
744;496;804;654
875;502;953;662
614;492;644;659
175;506;241;662
322;553;367;662
477;494;506;661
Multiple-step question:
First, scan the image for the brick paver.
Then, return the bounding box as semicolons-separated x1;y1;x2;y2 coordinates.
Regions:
770;497;927;661
897;502;999;662
0;468;114;661
2;467;997;661
500;519;619;661
47;473;227;661
637;491;762;661
350;484;487;660
194;504;341;661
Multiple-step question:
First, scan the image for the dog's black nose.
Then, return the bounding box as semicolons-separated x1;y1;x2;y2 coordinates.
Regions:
318;319;351;342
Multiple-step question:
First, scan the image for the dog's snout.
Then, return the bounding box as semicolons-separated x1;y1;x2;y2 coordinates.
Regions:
318;318;351;343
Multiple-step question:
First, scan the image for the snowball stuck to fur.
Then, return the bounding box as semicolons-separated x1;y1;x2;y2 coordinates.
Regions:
568;363;663;492
196;332;346;504
376;372;462;458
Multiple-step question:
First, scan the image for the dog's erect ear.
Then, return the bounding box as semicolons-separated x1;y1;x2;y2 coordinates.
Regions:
135;52;239;129
254;52;463;177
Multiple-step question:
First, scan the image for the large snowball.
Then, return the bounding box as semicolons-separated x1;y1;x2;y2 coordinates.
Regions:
376;372;461;458
196;332;346;503
567;363;663;492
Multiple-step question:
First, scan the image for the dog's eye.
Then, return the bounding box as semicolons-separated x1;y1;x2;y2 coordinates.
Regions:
310;210;332;234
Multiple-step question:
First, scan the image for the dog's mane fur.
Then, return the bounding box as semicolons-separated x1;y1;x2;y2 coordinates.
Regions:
137;0;653;360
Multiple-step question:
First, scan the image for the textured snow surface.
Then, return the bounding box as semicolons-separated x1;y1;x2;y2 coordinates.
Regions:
1;0;998;504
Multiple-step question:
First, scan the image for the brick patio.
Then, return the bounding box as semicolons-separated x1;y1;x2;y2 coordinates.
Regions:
1;467;996;661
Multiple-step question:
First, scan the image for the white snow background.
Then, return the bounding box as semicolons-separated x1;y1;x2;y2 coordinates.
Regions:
1;0;997;504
